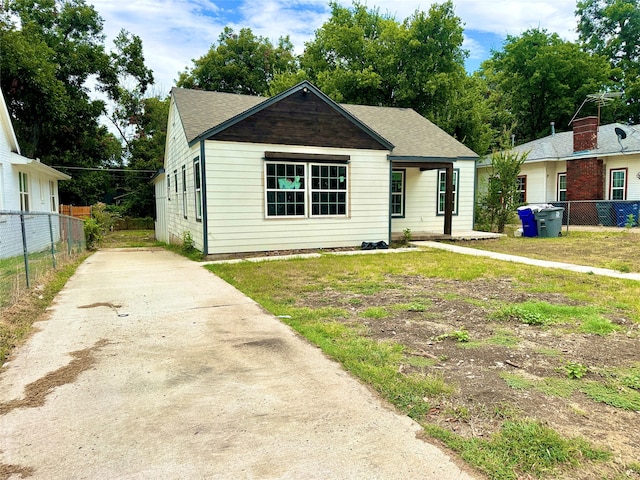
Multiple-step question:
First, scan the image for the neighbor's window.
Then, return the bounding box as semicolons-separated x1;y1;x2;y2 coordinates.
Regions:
265;163;306;217
557;173;567;201
193;157;202;221
610;169;627;200
19;172;29;212
310;164;347;216
517;175;527;204
49;180;56;212
437;169;458;215
182;165;187;218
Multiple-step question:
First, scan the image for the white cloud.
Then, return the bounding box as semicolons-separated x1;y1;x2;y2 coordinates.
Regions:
90;0;581;94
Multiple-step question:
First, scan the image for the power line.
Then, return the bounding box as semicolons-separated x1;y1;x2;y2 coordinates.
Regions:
51;166;157;173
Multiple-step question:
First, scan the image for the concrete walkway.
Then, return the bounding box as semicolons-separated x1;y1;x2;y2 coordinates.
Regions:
0;249;474;480
413;241;640;281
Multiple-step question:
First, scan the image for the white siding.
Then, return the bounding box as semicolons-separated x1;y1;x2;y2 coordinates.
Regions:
203;141;390;254
605;155;640;200
162;99;204;250
393;158;475;234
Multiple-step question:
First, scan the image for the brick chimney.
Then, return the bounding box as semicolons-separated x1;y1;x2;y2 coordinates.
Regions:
573;116;598;152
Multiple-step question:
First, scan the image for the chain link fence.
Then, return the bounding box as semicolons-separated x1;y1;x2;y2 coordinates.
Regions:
548;200;640;231
0;211;86;312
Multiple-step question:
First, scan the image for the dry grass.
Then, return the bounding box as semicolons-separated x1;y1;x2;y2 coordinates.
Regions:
457;227;640;273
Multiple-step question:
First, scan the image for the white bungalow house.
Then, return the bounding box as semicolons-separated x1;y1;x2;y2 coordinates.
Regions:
1;86;70;257
477;117;640;226
154;81;478;255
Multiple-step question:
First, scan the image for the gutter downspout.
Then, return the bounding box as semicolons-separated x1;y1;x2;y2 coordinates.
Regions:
200;140;208;255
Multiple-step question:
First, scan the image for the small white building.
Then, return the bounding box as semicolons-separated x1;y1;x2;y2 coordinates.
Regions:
1;86;70;257
155;82;478;255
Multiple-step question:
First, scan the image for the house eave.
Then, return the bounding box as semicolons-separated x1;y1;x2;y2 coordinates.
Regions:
10;153;71;180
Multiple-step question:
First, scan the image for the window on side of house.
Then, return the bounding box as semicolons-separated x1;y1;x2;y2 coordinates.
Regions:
182;165;187;218
391;170;405;217
49;180;56;212
265;163;306;217
167;175;171;201
557;173;567;201
174;170;178;194
19;171;29;212
610;168;627;200
194;157;202;222
437;169;458;215
310;164;348;216
517;175;527;204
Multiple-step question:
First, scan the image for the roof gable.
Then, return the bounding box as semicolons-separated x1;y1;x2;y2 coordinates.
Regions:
210;84;391;151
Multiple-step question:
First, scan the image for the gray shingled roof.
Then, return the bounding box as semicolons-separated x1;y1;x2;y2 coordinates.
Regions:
171;86;477;160
341;103;477;159
479;123;640;166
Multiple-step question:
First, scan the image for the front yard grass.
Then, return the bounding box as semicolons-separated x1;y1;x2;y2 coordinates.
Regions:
207;248;640;480
457;228;640;273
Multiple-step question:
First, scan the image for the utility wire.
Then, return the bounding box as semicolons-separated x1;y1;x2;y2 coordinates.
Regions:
51;166;157;173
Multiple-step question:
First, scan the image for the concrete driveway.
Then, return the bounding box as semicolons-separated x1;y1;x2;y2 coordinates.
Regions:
0;249;474;479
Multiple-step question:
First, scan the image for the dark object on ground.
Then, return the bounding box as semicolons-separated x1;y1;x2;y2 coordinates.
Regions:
361;241;389;250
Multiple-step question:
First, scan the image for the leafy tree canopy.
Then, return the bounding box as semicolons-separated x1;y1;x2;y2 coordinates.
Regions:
299;1;493;154
0;0;154;205
577;0;640;123
176;27;297;96
480;28;615;144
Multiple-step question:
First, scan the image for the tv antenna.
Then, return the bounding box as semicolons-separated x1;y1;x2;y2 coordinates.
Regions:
569;92;623;125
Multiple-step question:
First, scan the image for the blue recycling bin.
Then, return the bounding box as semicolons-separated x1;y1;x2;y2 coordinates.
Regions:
517;207;538;237
614;202;639;227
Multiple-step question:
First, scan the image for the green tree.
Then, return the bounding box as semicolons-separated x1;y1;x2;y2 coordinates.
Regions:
177;27;297;96
477;148;529;233
300;1;493;154
0;0;153;205
480;29;615;145
577;0;640;123
119;95;170;217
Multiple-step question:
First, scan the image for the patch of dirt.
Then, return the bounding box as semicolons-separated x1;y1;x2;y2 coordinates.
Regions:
0;339;108;416
0;462;34;479
298;274;640;474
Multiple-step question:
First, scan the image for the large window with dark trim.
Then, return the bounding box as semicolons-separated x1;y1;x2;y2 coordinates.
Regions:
557;173;567;201
194;157;202;221
437;169;458;215
265;162;348;218
517;175;527;204
391;170;405;217
610;168;627;200
311;164;347;216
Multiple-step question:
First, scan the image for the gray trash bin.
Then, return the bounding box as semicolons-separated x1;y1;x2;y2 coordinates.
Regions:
534;207;564;237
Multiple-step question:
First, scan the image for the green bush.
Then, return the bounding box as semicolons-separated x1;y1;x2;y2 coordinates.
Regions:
84;218;102;250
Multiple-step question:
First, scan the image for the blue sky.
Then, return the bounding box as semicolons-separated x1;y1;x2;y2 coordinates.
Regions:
91;0;580;96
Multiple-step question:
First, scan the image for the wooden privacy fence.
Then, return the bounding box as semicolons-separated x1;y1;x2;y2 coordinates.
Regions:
59;204;91;219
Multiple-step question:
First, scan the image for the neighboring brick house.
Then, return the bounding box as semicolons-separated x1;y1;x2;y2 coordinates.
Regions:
477;117;640;225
